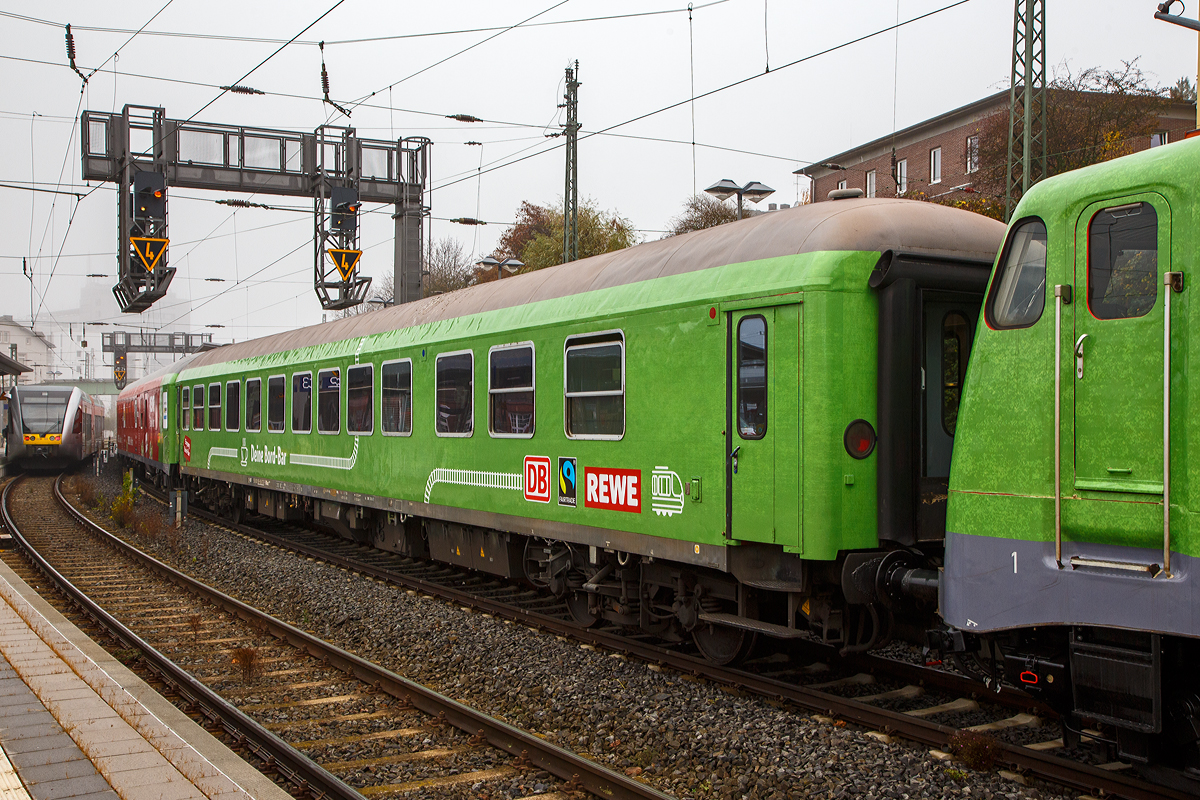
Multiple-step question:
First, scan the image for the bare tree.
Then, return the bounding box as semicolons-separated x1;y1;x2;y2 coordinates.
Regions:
663;194;738;238
424;236;474;295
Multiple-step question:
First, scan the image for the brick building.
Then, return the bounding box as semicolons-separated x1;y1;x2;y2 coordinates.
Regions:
798;89;1197;203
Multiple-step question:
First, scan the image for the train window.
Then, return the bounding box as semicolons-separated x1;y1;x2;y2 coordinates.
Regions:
489;344;534;438
347;364;373;435
193;385;205;430
181;386;189;431
1088;202;1158;320
317;368;341;434
246;378;261;433
291;372;312;433
737;316;768;439
208;384;222;431
268;375;285;432
226;381;241;432
565;332;624;439
381;359;412;436
435;351;473;436
941;312;971;435
986;217;1047;329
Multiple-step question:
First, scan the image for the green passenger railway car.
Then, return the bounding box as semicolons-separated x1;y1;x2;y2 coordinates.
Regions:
120;197;1004;665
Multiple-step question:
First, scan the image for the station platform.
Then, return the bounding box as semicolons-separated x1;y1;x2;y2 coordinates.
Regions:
0;558;291;800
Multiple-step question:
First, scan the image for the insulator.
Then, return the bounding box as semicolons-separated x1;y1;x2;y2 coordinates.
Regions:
321;67;330;96
446;114;482;123
65;25;77;61
221;84;264;95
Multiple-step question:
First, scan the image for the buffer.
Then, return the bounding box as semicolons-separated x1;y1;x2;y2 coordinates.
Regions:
131;236;169;272
327;248;362;281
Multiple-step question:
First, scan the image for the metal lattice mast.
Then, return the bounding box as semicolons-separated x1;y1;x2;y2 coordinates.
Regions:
562;62;580;265
1005;0;1047;221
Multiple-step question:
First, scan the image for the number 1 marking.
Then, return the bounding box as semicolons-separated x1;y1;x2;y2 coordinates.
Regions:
1012;551;1018;574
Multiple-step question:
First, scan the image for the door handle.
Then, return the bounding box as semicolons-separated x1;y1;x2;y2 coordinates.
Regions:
1074;333;1089;379
730;445;741;475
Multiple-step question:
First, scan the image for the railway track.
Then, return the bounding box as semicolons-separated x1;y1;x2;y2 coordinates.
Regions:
127;483;1199;800
1;474;671;800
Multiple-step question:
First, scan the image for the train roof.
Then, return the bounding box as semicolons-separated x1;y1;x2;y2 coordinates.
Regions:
183;197;1004;369
119;350;210;398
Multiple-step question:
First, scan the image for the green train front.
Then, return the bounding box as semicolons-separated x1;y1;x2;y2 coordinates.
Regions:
169;198;1002;663
943;136;1200;768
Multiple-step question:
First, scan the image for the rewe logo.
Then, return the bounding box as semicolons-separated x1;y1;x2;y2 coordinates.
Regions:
524;456;552;503
584;467;642;513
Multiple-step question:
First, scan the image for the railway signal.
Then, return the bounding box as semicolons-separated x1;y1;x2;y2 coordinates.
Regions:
82;105;431;313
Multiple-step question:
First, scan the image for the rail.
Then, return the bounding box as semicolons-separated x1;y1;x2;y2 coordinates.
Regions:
20;476;673;800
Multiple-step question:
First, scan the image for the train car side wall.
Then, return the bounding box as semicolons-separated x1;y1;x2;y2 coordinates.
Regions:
177;249;885;566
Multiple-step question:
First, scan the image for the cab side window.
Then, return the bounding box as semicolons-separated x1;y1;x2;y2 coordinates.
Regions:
1088;202;1158;320
986;217;1047;329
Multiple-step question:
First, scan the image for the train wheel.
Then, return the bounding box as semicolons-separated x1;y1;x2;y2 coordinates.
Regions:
692;622;757;666
565;590;598;627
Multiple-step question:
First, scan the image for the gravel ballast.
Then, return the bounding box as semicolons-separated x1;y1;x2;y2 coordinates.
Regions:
74;462;1087;799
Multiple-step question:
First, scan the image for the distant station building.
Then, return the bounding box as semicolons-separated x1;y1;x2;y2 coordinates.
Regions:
0;316;55;384
798;89;1196;203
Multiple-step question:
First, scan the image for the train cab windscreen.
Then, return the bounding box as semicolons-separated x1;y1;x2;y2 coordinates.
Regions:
20;390;72;434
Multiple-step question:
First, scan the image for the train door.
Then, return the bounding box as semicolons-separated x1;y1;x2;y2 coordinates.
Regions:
726;303;806;546
919;297;977;540
1071;194;1172;547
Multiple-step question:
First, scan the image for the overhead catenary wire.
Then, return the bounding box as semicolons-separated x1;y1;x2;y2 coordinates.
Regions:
345;0;574;112
1;4;729;47
432;0;975;192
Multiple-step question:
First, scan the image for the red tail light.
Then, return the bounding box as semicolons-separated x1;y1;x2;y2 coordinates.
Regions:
843;419;876;459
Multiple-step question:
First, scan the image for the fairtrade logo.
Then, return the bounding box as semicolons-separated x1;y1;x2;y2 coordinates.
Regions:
584;467;642;513
524;455;552;503
558;457;577;507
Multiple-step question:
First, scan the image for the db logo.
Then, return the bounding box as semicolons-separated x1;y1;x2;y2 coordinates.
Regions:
524;456;552;503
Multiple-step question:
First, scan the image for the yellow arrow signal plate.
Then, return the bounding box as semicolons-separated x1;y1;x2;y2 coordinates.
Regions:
131;237;169;272
327;248;363;281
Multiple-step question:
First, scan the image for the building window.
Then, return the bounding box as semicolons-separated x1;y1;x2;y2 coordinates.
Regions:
436;351;474;436
181;386;190;431
865;170;876;198
225;380;240;432
347;364;373;435
208;383;221;431
291;372;312;433
381;359;412;436
837;179;847;191
1150;131;1169;147
193;385;204;430
246;378;261;432
565;332;624;439
930;147;942;184
966;136;979;173
489;344;535;437
317;368;341;434
268;375;285;432
896;159;907;194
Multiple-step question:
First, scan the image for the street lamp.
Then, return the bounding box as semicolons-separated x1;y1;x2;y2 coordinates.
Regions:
367;296;395;309
704;179;775;219
477;256;524;281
